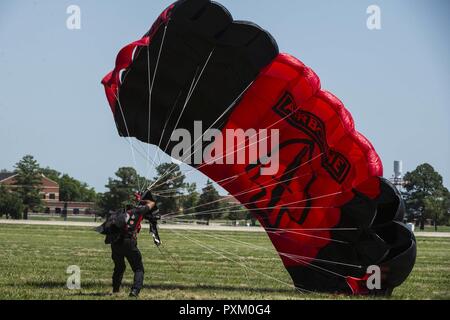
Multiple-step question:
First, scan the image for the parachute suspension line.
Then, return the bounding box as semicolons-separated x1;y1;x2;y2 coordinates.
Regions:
217;175;240;187
114;60;156;169
164;226;363;281
177;80;255;164
152;187;183;195
160;66;200;155
156;244;182;273
281;253;363;270
151;133;318;193
160;49;215;157
265;227;358;232
149;80;255;191
169;229;310;294
151;101;313;191
145;64;202;191
292;257;347;279
113;91;143;191
144;23;169;192
187;229;361;268
190;113;315;174
142;91;183;192
169;204;356;284
152;148;319;196
161;221;358;232
250;228;363;279
148;25;169;150
162;190;344;221
163;206;337;222
160;152;325;217
160;242;182;270
144;36;153;190
198;227;355;279
210;174;240;186
152;174;236;199
143;76;196;191
152;187;182;194
147;49;216;191
154;91;183;166
285;254;348;279
152;193;184;198
109;69;159;182
266;230;349;245
162;171;314;216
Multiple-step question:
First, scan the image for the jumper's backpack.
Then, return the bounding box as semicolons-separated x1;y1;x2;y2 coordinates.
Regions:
95;210;128;244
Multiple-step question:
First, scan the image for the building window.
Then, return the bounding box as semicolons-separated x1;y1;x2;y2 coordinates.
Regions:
42;194;46;199
73;209;80;215
49;194;56;200
55;208;61;214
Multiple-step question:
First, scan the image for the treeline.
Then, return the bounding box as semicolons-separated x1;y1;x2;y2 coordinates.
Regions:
0;155;253;224
3;155;446;229
96;163;254;224
96;162;450;227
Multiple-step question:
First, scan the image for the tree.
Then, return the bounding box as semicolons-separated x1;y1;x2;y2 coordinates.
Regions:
41;167;97;202
403;163;450;230
14;155;43;219
196;180;221;223
181;183;199;216
151;163;186;216
40;167;61;183
58;174;97;202
222;201;250;226
98;167;147;214
0;185;24;219
424;195;449;228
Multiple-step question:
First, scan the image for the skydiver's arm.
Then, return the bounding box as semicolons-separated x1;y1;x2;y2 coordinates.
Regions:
130;201;154;217
133;200;157;220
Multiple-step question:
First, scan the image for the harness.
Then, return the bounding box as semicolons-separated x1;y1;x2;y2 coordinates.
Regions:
125;209;144;239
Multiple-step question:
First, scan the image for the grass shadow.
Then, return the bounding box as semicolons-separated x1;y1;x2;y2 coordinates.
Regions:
143;283;295;294
15;280;295;296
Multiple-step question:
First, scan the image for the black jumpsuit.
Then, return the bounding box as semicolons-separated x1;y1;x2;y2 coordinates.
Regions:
111;205;150;294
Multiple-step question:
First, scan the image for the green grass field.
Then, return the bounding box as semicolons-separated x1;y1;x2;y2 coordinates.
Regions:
0;224;448;300
421;225;450;232
28;215;103;223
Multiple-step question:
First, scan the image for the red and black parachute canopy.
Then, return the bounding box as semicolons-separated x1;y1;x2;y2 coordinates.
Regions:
102;0;416;295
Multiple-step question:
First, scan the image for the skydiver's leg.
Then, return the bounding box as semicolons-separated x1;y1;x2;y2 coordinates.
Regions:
111;243;126;293
125;239;145;295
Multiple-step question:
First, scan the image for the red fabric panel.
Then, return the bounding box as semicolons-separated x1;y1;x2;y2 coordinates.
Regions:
199;53;383;267
101;4;175;114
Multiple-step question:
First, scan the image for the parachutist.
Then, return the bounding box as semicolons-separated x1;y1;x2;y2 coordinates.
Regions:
95;190;159;297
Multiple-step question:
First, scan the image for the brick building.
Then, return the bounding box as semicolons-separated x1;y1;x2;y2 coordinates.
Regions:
0;172;94;215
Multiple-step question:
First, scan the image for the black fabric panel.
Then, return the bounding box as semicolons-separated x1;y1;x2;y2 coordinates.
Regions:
114;0;279;157
287;178;416;294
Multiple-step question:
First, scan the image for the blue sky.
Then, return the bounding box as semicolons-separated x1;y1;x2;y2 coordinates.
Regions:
0;0;449;192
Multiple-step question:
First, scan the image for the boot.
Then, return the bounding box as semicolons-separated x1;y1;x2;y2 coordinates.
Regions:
129;288;140;298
